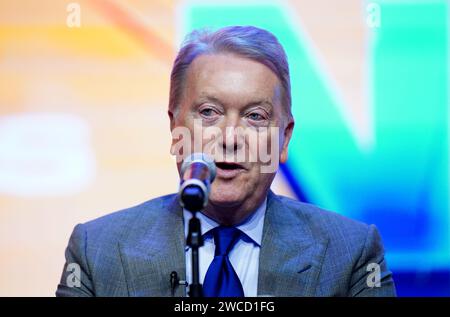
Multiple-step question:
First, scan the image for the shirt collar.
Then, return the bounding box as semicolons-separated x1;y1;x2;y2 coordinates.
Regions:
183;197;267;247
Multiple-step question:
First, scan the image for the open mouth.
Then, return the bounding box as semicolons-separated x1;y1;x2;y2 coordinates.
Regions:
215;162;246;179
215;162;245;170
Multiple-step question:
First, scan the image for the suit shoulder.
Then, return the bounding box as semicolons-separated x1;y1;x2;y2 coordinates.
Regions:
79;193;177;241
275;194;370;238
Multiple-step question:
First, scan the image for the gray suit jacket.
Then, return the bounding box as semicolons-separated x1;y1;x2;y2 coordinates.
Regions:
56;191;396;297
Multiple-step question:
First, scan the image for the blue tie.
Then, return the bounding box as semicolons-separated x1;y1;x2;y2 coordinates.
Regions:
203;226;245;297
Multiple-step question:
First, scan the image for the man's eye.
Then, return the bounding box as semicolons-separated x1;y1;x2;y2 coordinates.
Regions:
247;112;265;121
200;108;215;117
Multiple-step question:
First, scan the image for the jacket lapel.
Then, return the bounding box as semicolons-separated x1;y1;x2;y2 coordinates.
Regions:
118;195;187;297
258;191;329;296
117;191;328;297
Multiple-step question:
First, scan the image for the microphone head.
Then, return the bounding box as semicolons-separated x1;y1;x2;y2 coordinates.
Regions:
181;153;216;182
179;153;216;212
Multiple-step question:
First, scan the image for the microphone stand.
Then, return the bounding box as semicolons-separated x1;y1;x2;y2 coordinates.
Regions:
179;153;216;297
187;211;203;297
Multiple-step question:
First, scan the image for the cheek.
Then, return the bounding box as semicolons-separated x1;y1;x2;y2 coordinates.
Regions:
249;129;282;159
233;166;264;191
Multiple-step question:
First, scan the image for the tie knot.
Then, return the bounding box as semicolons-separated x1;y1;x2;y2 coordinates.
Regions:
212;226;243;256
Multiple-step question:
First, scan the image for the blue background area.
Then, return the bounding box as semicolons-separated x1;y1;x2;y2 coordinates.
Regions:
184;0;450;296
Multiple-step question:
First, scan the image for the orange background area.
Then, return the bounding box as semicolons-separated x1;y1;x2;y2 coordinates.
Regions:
0;0;305;296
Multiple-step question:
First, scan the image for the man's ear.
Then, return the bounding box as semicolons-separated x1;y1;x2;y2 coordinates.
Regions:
168;110;176;155
168;109;175;131
280;118;294;164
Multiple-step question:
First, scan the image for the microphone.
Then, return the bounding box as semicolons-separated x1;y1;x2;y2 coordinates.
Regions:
179;153;216;212
170;271;188;296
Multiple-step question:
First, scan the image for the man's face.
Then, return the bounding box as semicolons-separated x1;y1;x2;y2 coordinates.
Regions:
170;53;293;210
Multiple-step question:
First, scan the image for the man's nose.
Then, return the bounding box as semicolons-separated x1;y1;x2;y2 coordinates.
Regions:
219;113;244;153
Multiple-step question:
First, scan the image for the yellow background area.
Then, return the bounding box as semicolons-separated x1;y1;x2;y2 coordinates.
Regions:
0;0;297;296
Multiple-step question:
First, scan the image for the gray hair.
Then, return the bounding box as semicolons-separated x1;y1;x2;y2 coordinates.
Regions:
168;25;292;120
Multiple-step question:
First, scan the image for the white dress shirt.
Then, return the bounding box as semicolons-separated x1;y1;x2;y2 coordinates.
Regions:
184;198;267;297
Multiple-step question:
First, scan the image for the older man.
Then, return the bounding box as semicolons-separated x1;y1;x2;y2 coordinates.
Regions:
56;26;396;297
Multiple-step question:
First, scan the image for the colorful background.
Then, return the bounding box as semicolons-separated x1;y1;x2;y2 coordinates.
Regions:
0;0;448;296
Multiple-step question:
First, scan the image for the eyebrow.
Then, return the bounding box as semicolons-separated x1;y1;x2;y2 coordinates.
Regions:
195;95;225;107
195;95;273;110
245;100;273;110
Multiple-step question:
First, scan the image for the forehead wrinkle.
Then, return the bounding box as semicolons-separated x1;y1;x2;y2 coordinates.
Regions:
194;92;276;115
193;82;278;110
193;54;277;84
184;54;282;114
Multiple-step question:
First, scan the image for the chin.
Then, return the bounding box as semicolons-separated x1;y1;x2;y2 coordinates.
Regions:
209;185;246;207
